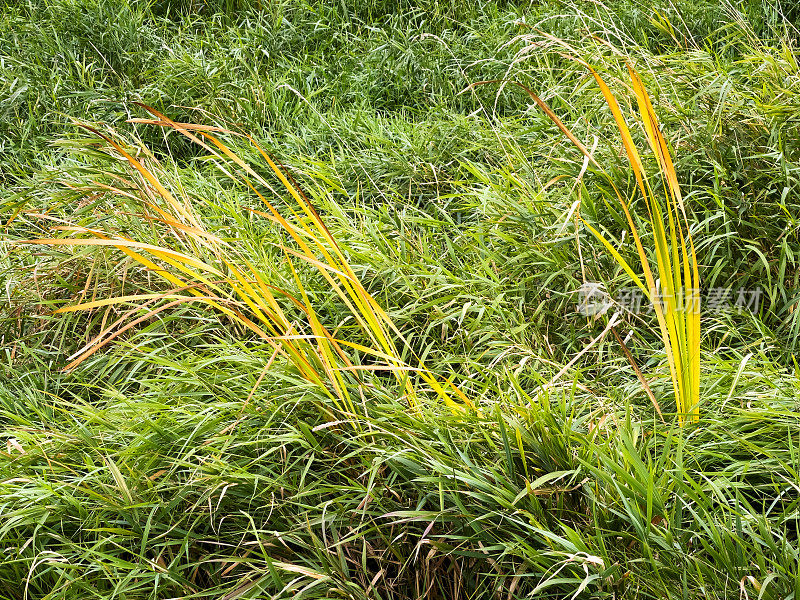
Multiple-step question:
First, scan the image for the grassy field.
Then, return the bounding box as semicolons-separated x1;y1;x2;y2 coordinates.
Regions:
3;0;800;598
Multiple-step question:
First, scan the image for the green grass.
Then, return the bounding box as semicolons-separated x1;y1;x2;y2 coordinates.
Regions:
3;0;800;598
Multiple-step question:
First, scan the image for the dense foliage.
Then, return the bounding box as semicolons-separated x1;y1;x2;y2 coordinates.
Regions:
2;0;800;598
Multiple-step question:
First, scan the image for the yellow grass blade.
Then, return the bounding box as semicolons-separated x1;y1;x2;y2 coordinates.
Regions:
523;57;701;423
43;115;472;417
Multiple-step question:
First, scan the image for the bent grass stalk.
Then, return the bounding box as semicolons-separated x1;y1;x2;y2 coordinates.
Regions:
25;107;471;417
476;62;700;423
579;64;700;423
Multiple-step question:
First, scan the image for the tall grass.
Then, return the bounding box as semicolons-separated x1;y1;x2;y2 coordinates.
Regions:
4;1;800;598
536;60;701;422
23;107;470;417
483;55;701;422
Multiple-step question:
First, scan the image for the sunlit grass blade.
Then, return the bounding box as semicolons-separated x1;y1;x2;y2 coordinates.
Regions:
25;116;472;416
515;58;701;423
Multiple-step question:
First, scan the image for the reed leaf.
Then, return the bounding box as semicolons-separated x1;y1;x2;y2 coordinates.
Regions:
517;62;701;423
24;114;471;416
